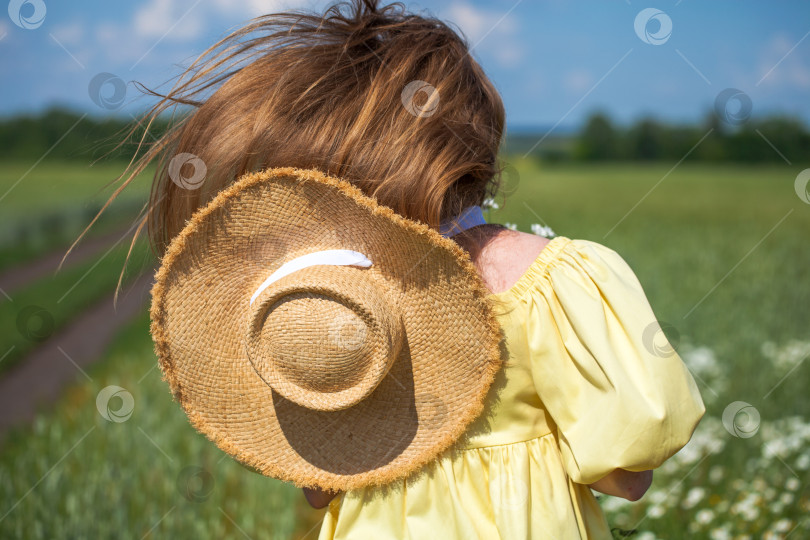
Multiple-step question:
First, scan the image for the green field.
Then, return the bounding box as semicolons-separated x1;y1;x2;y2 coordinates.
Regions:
1;160;809;539
0;161;155;372
0;161;151;221
0;161;153;272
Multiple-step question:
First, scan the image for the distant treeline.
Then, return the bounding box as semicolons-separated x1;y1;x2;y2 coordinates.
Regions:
0;108;170;163
1;108;808;163
570;112;810;163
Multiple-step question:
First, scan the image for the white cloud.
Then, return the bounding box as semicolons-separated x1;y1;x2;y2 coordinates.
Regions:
444;2;490;45
49;21;92;71
96;22;145;64
757;32;810;89
493;43;523;68
563;69;594;94
442;2;524;68
133;0;206;41
133;0;322;42
443;2;516;46
50;21;84;47
209;0;330;21
80;0;324;72
211;0;292;18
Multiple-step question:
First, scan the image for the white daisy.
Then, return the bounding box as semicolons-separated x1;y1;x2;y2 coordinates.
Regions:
530;223;556;238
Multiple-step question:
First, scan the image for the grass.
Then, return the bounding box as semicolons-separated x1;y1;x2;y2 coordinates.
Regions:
0;212;138;275
0;161;152;272
1;161;809;539
489;160;810;402
488;160;810;538
0;313;326;539
0;161;151;223
0;239;154;375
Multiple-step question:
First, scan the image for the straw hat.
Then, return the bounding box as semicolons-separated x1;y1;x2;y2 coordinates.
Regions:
150;167;504;491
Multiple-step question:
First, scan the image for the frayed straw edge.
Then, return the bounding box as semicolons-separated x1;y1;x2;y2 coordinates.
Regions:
149;166;506;491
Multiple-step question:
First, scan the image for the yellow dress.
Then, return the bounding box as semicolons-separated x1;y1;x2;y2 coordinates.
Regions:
318;236;706;540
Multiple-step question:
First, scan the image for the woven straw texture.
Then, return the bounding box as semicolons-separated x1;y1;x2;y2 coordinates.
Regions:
150;167;505;491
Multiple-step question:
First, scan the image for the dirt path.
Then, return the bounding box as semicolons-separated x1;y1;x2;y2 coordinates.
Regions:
0;271;153;440
0;226;130;296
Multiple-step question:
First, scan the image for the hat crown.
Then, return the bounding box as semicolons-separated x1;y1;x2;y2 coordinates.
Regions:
265;292;373;392
246;265;403;411
151;167;504;491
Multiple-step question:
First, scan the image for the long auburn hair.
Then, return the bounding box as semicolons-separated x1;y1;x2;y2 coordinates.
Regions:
75;0;506;284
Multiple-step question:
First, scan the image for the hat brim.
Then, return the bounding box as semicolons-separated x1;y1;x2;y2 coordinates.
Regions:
150;167;504;491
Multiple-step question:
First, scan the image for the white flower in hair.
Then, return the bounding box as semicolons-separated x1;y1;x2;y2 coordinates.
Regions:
482;197;499;210
530;224;556;238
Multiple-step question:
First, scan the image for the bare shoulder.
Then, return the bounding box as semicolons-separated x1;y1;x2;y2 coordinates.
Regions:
491;230;550;259
491;230;551;272
459;228;552;294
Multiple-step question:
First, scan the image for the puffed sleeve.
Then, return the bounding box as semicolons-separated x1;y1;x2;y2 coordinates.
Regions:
524;238;705;485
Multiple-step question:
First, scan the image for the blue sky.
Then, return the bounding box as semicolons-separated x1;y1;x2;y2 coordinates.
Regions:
1;0;809;130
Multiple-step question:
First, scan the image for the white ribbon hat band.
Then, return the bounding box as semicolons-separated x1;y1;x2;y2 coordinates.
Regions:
250;205;482;304
250;249;373;305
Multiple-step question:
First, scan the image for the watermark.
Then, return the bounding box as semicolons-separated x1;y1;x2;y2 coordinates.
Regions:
96;385;135;423
795;169;810;204
401;80;440;118
16;305;54;342
634;8;672;46
714;88;753;126
8;0;46;30
177;466;215;502
419;392;448;427
327;310;367;352
88;73;127;110
168;153;207;190
642;320;680;358
722;401;760;438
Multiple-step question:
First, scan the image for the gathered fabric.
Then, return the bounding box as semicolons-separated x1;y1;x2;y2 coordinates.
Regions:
318;236;705;540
